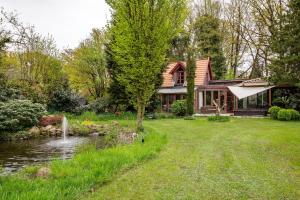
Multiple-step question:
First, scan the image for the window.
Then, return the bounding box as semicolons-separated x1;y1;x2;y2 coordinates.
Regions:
238;91;269;109
176;67;185;85
213;91;219;103
206;91;212;106
257;91;268;108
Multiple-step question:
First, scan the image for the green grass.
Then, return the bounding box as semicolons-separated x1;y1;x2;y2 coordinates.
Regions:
1;117;299;199
65;111;136;122
86;118;300;200
0;128;166;200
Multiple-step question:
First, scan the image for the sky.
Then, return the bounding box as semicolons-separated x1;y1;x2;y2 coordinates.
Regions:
0;0;111;50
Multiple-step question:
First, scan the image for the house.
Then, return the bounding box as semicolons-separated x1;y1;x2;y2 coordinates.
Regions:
158;58;275;115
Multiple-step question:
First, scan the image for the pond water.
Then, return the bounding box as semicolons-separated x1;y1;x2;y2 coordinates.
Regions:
0;135;105;175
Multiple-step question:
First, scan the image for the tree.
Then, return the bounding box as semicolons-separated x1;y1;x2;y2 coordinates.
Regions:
186;49;196;115
222;0;248;78
0;8;66;104
63;29;109;99
194;14;226;79
107;0;187;131
269;0;300;85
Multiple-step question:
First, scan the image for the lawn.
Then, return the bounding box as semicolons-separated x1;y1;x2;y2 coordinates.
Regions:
86;118;300;200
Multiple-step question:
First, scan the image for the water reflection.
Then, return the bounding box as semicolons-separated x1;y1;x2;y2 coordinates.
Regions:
0;136;104;174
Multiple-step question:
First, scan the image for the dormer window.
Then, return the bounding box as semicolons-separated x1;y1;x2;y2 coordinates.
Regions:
176;66;185;85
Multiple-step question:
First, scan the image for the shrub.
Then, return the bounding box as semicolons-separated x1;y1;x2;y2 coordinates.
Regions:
287;109;300;121
171;100;187;116
69;121;92;136
0;100;46;132
268;106;281;119
277;109;292;121
208;115;230;122
48;89;86;114
89;97;109;114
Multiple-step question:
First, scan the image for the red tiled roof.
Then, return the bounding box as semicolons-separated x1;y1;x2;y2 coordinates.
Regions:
161;59;211;87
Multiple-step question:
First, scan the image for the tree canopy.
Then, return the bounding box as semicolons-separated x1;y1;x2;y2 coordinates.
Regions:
106;0;187;130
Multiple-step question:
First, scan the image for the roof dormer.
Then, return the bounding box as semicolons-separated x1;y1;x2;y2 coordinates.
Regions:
170;63;185;86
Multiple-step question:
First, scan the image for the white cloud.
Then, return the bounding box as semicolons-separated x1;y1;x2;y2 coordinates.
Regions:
0;0;111;50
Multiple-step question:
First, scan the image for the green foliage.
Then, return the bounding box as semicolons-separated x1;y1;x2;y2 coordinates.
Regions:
69;121;92;136
268;106;281;119
287;109;300;121
171;100;187;116
89;97;110;114
148;112;176;119
194;14;226;79
63;29;109;99
277;109;292;121
47;80;86;114
107;0;187;130
167;32;190;61
104;126;120;147
208;115;230;122
66;111;136;122
269;0;300;85
0;73;22;102
0;129;166;200
186;52;195;116
272;96;291;109
0;100;46;132
272;88;300;111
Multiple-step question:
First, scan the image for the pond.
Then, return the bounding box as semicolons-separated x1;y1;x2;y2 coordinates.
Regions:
0;135;105;175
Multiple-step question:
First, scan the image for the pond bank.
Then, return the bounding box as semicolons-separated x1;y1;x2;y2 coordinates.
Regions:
0;126;166;200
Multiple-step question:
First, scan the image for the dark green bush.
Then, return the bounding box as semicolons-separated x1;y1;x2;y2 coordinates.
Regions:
0;73;22;102
171;100;187;116
208;115;230;122
268;106;281;119
0;100;46;132
277;109;292;121
89;97;109;114
287;109;300;120
48;89;86;114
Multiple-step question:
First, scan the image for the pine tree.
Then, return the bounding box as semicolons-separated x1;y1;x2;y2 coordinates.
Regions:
194;14;226;79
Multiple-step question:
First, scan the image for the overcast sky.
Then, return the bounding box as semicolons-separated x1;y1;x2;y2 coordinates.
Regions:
0;0;111;50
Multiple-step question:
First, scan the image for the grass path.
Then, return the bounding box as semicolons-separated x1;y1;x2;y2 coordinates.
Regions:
87;118;300;200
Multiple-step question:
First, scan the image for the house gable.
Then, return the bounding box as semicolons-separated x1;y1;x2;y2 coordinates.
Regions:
161;58;212;88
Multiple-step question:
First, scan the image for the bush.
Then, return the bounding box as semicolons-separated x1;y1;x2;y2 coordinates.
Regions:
0;100;46;132
268;106;281;119
89;97;109;114
287;109;300;120
48;89;86;114
171;100;187;116
208;115;230;122
277;109;292;121
69;121;92;136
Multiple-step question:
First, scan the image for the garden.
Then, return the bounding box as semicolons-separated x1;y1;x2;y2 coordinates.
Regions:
1;0;300;199
0;115;299;200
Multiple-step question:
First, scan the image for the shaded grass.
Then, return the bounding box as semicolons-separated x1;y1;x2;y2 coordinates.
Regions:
65;111;136;122
87;118;300;200
0;128;166;200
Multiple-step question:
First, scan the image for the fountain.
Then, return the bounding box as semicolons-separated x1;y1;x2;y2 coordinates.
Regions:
62;116;68;141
